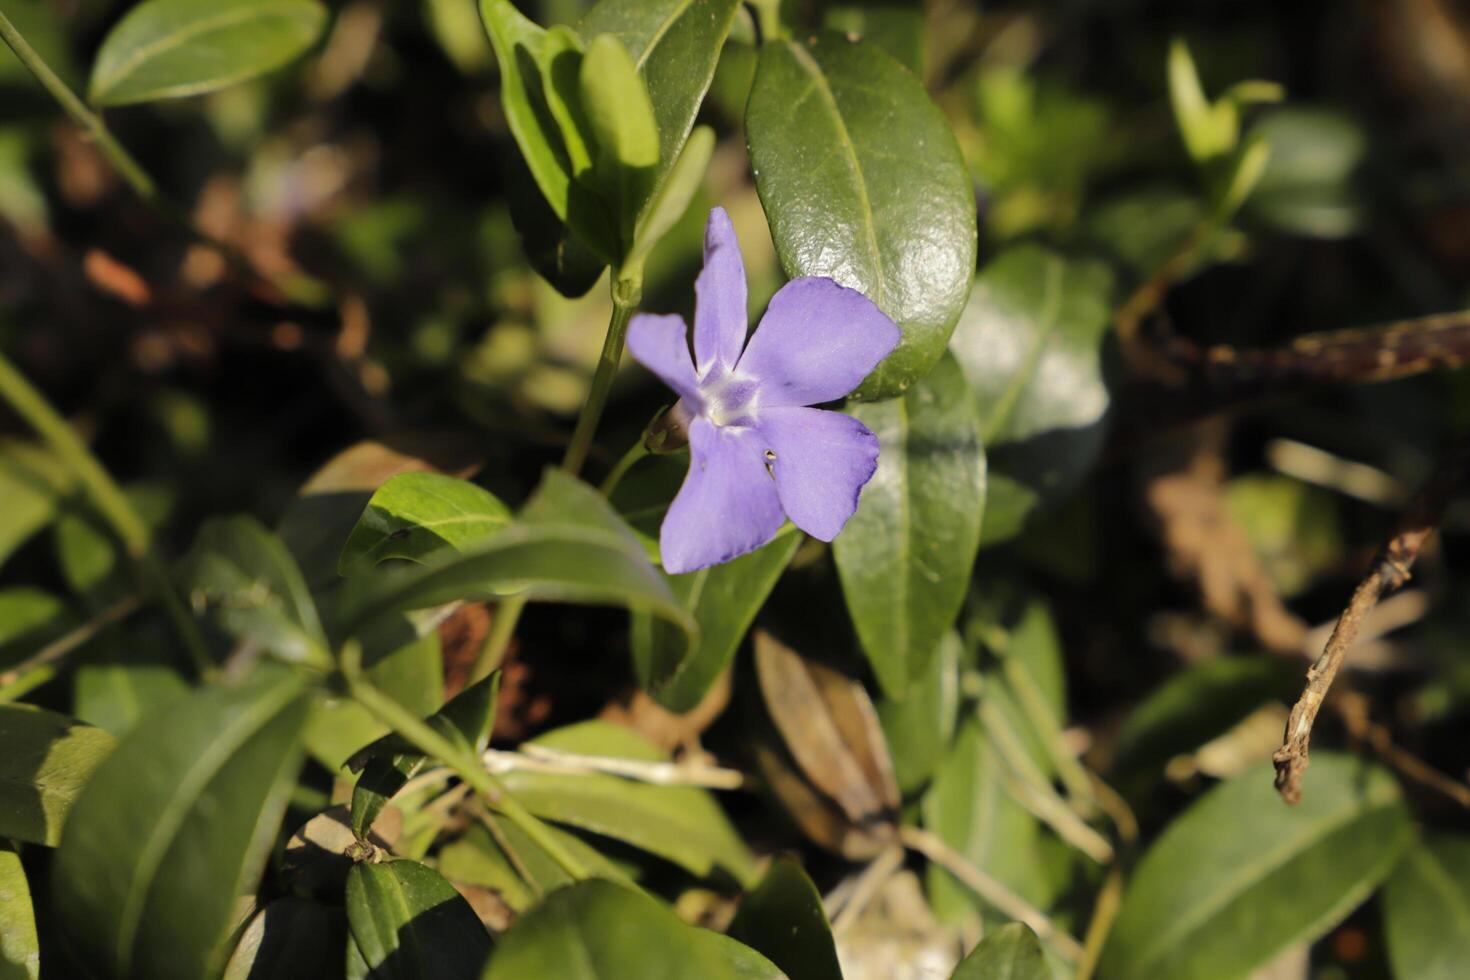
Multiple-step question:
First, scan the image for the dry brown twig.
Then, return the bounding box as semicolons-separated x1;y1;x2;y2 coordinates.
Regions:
1273;446;1470;803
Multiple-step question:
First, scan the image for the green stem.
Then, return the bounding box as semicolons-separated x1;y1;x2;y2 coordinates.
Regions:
562;271;642;476
0;352;213;677
599;441;648;497
348;674;588;880
470;595;527;683
0;10;155;202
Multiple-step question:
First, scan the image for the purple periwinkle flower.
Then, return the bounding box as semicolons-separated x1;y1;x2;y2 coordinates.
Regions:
627;208;900;574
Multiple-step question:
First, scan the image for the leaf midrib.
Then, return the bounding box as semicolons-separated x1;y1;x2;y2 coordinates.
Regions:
93;2;317;99
784;41;888;312
1126;782;1399;977
113;680;300;973
632;0;698;71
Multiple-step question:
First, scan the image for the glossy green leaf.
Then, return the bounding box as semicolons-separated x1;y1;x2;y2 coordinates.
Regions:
53;668;310;980
579;34;659;247
578;0;741;191
948;246;1114;545
345;859;491;980
89;0;327;107
951;923;1047;980
338;471;696;682
184;515;331;667
223;897;347;980
728;857;841;980
349;671;500;838
635;526;801;712
746;32;976;399
1101;755;1411;980
338;473;512;577
0;704;115;846
0;841;38;980
498;720;756;884
833;353;985;697
482;879;783;979
877;629;960;795
0;441;68;569
922;718;1052;924
1382;835;1470;980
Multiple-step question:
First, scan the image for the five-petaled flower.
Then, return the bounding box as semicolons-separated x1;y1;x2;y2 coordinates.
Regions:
627;207;900;574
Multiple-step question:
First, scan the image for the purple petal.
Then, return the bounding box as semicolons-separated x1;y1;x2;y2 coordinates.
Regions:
693;207;748;378
753;407;879;541
627;313;700;404
737;278;900;407
660;417;785;573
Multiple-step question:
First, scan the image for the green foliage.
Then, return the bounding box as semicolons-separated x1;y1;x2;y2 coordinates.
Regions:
834;353;985;697
89;0;327;106
344;859;491;979
1382;835;1470;980
746;33;977;399
338;473;512;576
728;857;842;980
0;704;115;846
0;841;38;980
951;923;1047;980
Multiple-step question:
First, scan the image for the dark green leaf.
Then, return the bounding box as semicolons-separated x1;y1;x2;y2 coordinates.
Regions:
184;515;331;667
746;32;976;399
834;353;985;697
438;817;635;912
345;859;492;980
0;704;115;846
0;841;38;980
578;34;659;248
578;0;741;193
338;471;696;684
53;667;310;980
948;246;1115;545
223;897;347;980
338;473;511;577
951;923;1047;980
728;857;841;980
497;720;755;884
1382;835;1470;980
1100;754;1411;980
349;671;501;838
482;879;783;979
922;718;1053;924
877;630;960;796
635;526;801;712
89;0;328;107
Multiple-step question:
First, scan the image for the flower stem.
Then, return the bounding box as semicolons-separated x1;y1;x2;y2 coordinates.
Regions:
0;352;214;678
347;671;588;880
562;270;643;476
599;441;648;497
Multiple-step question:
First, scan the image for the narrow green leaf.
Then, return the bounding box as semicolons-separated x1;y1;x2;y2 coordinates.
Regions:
579;34;659;247
746;33;976;399
0;588;67;667
497;720;756;884
184;515;331;667
877;630;960;795
0;841;38;980
951;923;1047;980
53;667;310;980
0;441;69;570
223;897;347;980
338;471;696;678
482;879;783;979
1382;835;1470;980
345;859;492;980
948;246;1114;545
636;525;801;712
834;353;985;698
1168;38;1228;163
89;0;327;107
338;473;512;577
439;818;635;912
728;857;842;980
578;0;741;192
1100;754;1411;980
628;123;714;267
0;704;115;846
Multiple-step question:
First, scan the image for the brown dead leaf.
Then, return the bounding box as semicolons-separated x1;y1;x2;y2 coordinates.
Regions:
84;249;152;307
